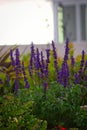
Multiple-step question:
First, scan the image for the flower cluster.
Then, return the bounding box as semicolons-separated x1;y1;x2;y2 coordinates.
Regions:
2;39;87;93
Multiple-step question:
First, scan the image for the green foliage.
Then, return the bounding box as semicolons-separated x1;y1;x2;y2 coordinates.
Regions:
31;83;87;128
0;89;47;129
74;109;87;128
1;42;87;129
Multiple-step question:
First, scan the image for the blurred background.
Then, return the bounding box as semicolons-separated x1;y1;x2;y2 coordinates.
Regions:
0;0;87;56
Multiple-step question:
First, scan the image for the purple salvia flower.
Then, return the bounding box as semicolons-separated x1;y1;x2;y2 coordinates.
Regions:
41;51;44;67
52;41;58;80
35;48;41;70
59;61;69;87
46;49;50;63
52;40;57;59
15;48;22;76
58;38;70;87
28;43;35;77
30;43;35;67
44;49;50;77
28;66;32;77
14;59;19;91
74;73;80;84
10;49;15;66
40;51;45;70
54;60;58;72
57;70;62;83
15;48;20;67
22;62;30;89
63;62;69;87
40;51;45;78
25;81;30;89
10;49;19;87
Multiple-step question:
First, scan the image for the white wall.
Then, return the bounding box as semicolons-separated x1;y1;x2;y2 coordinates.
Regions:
0;0;54;45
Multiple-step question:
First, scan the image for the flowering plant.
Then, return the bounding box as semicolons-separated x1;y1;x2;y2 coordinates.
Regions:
0;39;87;129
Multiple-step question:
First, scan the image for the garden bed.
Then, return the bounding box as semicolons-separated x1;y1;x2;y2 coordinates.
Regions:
0;39;87;129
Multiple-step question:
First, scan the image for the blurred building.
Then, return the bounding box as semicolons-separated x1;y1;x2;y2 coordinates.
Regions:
52;0;87;43
0;0;87;57
0;0;87;45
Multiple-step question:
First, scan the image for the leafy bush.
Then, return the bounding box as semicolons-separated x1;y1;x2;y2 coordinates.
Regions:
0;89;47;130
31;82;87;128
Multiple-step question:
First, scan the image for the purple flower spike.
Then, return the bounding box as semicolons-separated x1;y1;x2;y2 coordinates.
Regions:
52;40;57;60
58;38;70;87
39;51;45;78
35;48;41;69
74;73;80;84
52;41;59;80
44;49;50;77
43;82;48;93
22;62;30;89
41;51;44;66
15;48;20;67
28;43;35;77
60;61;69;87
25;81;30;89
46;49;50;63
10;49;15;66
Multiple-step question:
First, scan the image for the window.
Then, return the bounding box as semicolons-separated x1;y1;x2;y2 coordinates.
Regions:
58;5;64;43
57;1;87;43
58;5;76;43
80;5;87;41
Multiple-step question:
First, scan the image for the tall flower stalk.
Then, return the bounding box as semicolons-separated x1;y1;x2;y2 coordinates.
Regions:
14;48;21;92
59;39;70;87
10;49;15;67
45;49;50;78
22;62;30;89
28;43;35;77
52;41;58;80
40;51;45;78
71;55;75;68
